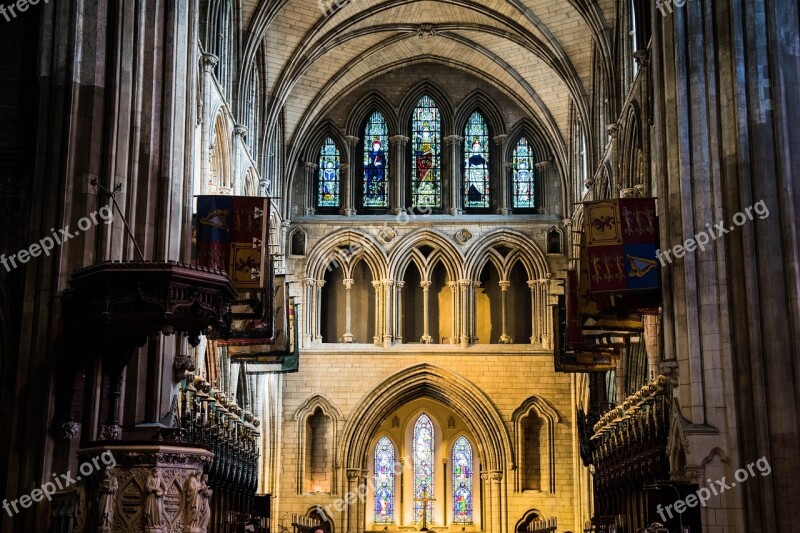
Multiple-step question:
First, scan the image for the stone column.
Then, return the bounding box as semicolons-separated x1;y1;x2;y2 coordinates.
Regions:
489;471;503;533
480;473;492;532
535;160;550;213
389;135;409;214
343;136;360;216
346;469;360;533
303;278;315;346
372;281;383;345
528;280;539;345
471;281;482;343
459;280;471;347
493;134;510;214
358;471;369;533
447;281;459;344
499;280;512;344
382;280;394;346
539;278;552;349
420;281;432;344
303;162;318;215
201;54;219;196
315;280;325;343
395;281;405;343
343;278;355;343
232;124;248;194
443;135;464;215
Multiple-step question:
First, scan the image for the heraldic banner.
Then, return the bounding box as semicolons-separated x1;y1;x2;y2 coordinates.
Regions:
583;198;660;293
195;195;270;290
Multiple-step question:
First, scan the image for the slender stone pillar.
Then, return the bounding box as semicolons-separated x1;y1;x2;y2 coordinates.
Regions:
346;469;360;533
232;124;248;194
447;281;459;344
420;281;432;343
343;136;360;216
459;280;471;347
372;281;383;345
303;163;318;215
389;135;409;214
528;280;539;345
343;278;355;343
480;473;492;532
471;281;482;343
489;471;503;533
499;280;512;343
304;278;315;346
395;281;405;343
444;135;464;215
315;280;325;343
382;280;394;346
494;134;510;214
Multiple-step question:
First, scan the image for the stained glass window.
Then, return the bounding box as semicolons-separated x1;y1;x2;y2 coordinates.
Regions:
363;111;390;208
413;414;435;523
411;96;442;208
374;436;395;523
452;436;473;524
317;137;341;209
512;137;536;209
463;112;490;209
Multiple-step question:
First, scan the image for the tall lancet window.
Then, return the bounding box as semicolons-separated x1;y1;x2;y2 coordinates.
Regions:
413;414;435;523
362;111;390;209
374;436;396;523
512;137;536;209
411;96;442;208
463;112;490;209
452;436;474;524
317;137;341;209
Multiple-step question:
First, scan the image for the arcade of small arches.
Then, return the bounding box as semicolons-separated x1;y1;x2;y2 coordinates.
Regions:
299;229;554;346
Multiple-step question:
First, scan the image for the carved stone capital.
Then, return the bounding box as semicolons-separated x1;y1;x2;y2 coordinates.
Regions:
499;281;511;292
99;424;122;441
201;53;219;72
343;278;355;290
59;420;81;440
389;135;409;146
304;162;319;171
493;134;509;146
233;124;248;137
344;135;360;147
444;135;464;146
633;49;650;67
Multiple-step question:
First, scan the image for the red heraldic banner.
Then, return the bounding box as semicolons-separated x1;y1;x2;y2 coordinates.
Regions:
583;198;660;292
195;196;270;290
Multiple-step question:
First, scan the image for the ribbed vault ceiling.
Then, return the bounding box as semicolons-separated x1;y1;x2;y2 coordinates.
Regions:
239;0;614;158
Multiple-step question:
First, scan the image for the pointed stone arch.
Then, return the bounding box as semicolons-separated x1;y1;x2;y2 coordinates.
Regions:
295;394;344;495
340;363;511;472
511;396;560;494
388;229;464;282
306;228;388;282
345;91;399;136
464;229;549;281
398;80;454;134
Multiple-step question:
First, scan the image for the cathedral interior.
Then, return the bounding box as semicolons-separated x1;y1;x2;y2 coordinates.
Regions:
0;0;797;532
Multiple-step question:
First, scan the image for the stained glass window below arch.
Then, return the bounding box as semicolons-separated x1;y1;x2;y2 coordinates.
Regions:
413;413;435;523
318;137;341;208
363;111;390;208
512;137;536;209
374;436;395;523
464;112;490;209
452;436;474;524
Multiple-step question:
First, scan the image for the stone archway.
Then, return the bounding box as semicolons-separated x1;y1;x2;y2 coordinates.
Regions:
339;363;513;533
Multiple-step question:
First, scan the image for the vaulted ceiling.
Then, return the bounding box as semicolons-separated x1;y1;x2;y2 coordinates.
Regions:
237;0;616;161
